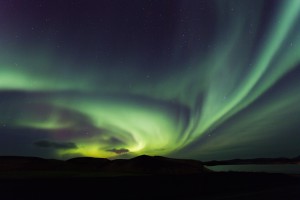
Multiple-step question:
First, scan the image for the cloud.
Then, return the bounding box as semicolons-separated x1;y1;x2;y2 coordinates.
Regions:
34;140;78;149
107;137;125;145
106;148;129;154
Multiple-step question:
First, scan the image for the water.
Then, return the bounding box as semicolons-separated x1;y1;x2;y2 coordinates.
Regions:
207;164;300;174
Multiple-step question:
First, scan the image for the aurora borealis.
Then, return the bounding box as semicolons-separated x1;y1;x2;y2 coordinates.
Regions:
0;0;300;160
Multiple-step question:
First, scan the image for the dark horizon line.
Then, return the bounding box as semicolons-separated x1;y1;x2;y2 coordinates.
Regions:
0;154;299;163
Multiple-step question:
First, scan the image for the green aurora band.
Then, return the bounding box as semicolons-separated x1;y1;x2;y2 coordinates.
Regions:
0;0;300;160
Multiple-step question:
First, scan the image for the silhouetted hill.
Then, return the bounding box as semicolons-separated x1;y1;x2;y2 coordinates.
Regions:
0;156;64;171
103;155;208;174
0;155;208;175
1;155;299;174
66;157;110;170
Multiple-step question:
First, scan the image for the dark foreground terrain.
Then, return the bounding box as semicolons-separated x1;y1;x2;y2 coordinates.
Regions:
0;156;299;200
1;172;300;200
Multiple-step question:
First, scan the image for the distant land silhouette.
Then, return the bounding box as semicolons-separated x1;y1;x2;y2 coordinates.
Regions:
0;155;299;174
0;155;208;176
203;156;300;166
0;155;300;200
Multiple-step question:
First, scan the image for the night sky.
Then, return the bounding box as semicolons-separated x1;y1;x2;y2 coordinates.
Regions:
0;0;300;160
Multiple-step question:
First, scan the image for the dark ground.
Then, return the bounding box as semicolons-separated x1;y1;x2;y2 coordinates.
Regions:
1;172;300;200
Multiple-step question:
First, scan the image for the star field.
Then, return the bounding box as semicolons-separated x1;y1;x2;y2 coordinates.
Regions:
0;0;300;160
